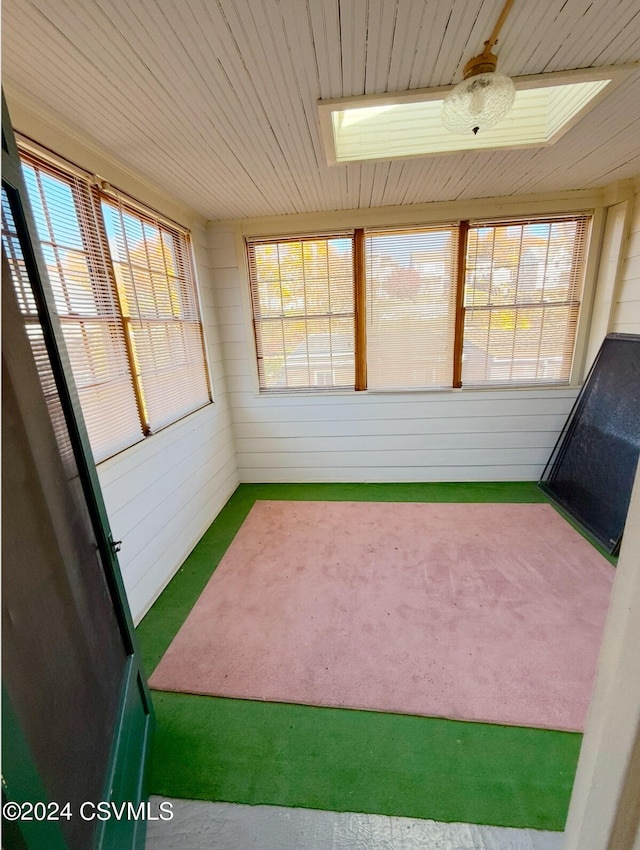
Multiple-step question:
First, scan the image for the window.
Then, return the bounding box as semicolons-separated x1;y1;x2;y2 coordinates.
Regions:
18;149;211;462
247;234;355;391
366;226;459;389
463;217;590;386
2;185;75;469
100;198;210;431
247;214;591;393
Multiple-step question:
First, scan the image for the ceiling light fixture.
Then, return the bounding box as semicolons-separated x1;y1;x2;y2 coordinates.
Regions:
442;0;516;135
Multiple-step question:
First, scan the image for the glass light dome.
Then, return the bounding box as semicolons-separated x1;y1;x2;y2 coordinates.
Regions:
442;71;516;135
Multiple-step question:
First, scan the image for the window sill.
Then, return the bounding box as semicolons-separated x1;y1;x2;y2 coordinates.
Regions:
253;383;581;399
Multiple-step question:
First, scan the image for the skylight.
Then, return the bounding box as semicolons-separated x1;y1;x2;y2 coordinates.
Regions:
318;66;634;165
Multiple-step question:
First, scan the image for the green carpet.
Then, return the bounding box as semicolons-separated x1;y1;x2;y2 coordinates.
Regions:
137;482;586;830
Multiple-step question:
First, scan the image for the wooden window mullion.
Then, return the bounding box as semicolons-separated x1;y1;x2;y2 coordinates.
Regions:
452;220;469;388
354;227;367;391
92;188;151;435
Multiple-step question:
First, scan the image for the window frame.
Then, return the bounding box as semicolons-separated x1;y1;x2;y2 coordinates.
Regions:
246;232;358;393
98;193;212;434
461;214;592;388
364;223;461;391
245;211;596;395
17;141;213;462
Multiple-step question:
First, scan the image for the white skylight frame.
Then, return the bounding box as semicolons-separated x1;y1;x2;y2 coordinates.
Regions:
318;65;637;165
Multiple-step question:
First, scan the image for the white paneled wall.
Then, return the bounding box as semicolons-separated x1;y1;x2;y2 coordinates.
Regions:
98;223;239;623
231;390;578;483
612;189;640;334
209;215;582;485
8;101;240;623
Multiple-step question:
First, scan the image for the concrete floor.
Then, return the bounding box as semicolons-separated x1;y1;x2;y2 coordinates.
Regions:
145;798;565;850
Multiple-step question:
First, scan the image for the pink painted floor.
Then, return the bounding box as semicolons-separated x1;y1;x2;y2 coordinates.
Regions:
149;501;615;731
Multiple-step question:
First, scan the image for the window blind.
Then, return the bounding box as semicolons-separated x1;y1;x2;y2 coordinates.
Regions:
100;198;211;431
18;156;144;462
2;185;75;471
463;216;590;386
365;226;459;389
247;234;355;391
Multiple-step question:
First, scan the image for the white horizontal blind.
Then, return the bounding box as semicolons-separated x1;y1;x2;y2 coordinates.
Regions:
247;235;355;391
463;216;591;386
100;198;211;431
19;155;144;461
365;227;459;389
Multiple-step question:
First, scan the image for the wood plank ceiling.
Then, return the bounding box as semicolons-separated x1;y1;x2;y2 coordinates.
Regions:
3;0;640;220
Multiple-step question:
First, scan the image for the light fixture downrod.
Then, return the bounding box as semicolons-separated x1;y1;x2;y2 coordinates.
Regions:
442;0;516;135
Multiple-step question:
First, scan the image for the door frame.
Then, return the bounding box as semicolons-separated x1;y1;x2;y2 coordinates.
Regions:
2;92;154;850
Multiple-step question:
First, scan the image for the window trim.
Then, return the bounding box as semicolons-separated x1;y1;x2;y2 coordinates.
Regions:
245;210;598;395
247;231;357;393
461;215;592;388
17;141;213;461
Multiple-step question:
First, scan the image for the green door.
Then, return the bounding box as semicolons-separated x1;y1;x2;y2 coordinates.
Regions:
1;95;154;850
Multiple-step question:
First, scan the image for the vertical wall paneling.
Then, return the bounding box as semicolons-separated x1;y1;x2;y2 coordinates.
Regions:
563;464;640;850
585;196;634;369
611;188;640;335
